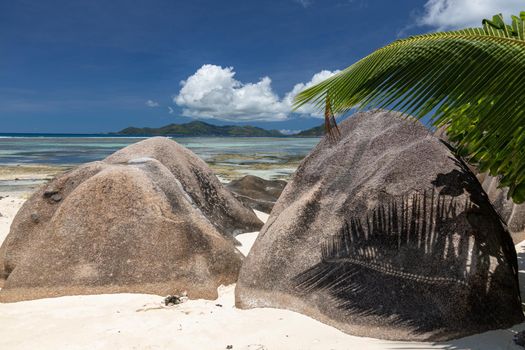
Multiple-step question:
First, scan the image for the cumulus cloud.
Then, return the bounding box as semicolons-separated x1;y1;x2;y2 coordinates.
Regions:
174;65;287;121
173;64;339;121
145;99;159;107
417;0;523;30
282;69;340;117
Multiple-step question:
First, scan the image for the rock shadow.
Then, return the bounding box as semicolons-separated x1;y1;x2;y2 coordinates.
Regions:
294;186;522;338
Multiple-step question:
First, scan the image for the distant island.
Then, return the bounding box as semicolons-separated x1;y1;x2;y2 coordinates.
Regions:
113;120;324;137
295;125;324;137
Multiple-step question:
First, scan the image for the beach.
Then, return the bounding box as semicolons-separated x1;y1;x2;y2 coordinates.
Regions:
1;168;525;350
5;0;525;348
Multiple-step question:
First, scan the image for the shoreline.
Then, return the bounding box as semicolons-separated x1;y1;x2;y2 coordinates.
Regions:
0;164;70;197
0;158;298;190
0;136;317;183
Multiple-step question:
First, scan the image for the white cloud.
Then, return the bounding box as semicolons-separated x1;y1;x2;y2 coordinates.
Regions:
282;70;340;117
173;64;339;122
146;99;159;107
417;0;523;30
280;129;301;135
168;106;174;114
174;65;287;121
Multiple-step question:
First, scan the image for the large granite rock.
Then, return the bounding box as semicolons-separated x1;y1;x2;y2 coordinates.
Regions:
0;137;260;302
475;174;525;244
236;110;523;341
226;175;287;213
434;128;525;244
105;137;262;235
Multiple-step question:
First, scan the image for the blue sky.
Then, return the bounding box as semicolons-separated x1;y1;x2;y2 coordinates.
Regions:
1;0;522;133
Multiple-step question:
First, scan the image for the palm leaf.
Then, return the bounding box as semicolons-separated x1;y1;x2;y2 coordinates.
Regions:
294;13;525;203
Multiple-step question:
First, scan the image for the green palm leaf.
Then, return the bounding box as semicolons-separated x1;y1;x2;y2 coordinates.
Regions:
294;13;525;203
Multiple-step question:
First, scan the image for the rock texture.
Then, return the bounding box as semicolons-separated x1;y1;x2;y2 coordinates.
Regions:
475;174;525;244
227;175;287;213
104;137;262;235
0;137;260;302
434;128;525;244
236;110;523;341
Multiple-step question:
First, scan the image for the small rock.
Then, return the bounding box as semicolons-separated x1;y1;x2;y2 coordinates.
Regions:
226;346;233;349
43;189;62;202
514;330;525;347
215;303;223;307
0;212;3;217
30;213;40;223
165;295;181;306
43;189;59;198
164;291;188;306
50;194;62;202
14;178;20;181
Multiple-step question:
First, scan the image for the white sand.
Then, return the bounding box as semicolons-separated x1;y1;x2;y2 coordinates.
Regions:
0;194;524;349
0;194;25;243
236;210;269;256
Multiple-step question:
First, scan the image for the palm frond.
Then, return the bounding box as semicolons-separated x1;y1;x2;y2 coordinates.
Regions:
294;12;525;203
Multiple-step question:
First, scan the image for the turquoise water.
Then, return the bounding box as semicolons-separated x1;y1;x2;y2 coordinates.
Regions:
0;135;320;191
0;135;319;166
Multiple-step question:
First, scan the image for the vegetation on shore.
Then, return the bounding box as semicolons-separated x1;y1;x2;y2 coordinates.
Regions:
295;12;525;203
114;120;284;137
295;125;324;137
115;120;326;138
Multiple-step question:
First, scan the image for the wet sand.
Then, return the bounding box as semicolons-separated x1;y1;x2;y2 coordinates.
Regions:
0;164;69;196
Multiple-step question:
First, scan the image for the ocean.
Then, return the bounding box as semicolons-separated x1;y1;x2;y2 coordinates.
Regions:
0;135;320;190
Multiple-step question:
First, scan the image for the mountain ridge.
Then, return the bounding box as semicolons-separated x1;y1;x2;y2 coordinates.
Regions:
113;121;285;137
295;125;324;137
113;120;323;137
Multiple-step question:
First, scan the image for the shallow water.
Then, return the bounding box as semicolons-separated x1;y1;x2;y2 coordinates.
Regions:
0;136;320;190
0;136;317;164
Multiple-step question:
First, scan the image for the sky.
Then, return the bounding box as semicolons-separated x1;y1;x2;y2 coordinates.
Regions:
1;0;523;133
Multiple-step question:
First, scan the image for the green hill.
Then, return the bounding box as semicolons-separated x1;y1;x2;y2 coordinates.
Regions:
295;124;324;137
114;121;284;137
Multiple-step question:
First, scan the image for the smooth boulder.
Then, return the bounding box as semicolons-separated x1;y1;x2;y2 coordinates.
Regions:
0;137;258;302
105;137;263;235
227;175;287;213
236;110;523;341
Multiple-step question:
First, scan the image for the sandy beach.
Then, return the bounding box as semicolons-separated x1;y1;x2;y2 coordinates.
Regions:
1;183;524;350
4;0;525;348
